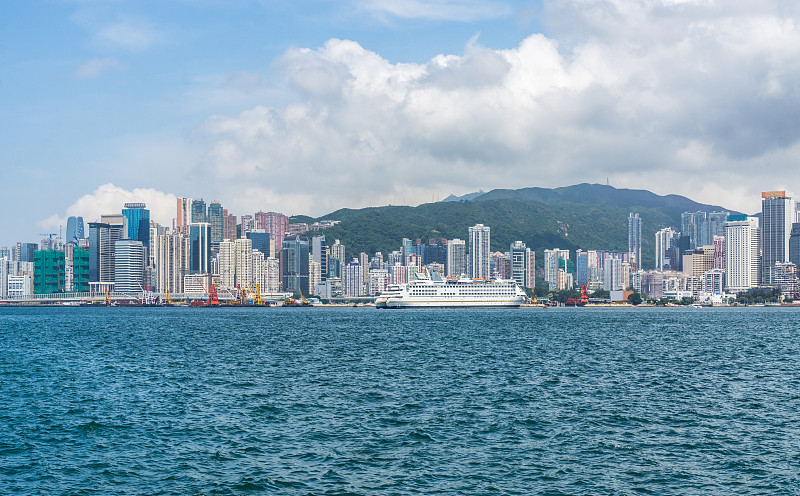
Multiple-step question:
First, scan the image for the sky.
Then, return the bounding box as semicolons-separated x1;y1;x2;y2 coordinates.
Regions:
2;0;800;245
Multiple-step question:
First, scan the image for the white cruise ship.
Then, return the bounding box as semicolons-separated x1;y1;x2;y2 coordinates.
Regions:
375;272;527;308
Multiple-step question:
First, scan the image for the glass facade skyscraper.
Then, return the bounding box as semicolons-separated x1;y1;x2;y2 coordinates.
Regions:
282;236;309;296
191;199;207;223
66;216;85;242
189;223;211;274
122;203;150;248
761;191;795;285
208;201;223;253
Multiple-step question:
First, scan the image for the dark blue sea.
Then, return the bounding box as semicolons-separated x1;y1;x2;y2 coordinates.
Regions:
2;306;800;495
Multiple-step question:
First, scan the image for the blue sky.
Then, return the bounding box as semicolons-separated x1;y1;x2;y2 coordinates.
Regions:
2;0;800;245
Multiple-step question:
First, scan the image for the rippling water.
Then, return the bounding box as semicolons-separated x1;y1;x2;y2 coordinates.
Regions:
2;306;800;495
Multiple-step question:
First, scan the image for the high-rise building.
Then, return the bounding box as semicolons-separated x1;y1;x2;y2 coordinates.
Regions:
576;249;588;288
13;242;38;263
359;252;370;284
189;223;211;274
706;212;729;241
628;213;642;271
446;238;466;277
68;245;89;292
156;232;189;294
218;239;236;290
681;211;708;249
510;241;527;287
655;227;678;271
789;223;800;271
312;235;328;282
247;230;271;259
724;215;761;292
468;224;491;279
34;250;65;294
222;209;237;242
525;249;536;290
88;217;125;283
255;211;288;252
66;216;85;242
343;259;365;297
234;237;253;290
330;239;345;268
282;236;309;296
208;201;224;254
713;235;725;270
114;240;145;293
191;199;207;223
176;197;192;233
544;249;570;289
240;215;255;234
761;191;796;284
122;203;150;248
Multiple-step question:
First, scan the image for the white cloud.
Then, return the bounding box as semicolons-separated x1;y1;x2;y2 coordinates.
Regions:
95;18;164;51
40;184;178;232
360;0;512;21
76;57;126;78
90;0;794;220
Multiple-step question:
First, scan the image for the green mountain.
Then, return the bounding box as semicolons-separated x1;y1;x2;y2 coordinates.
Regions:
294;183;738;270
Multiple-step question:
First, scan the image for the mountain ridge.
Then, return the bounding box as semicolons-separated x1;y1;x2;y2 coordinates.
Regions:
293;184;741;270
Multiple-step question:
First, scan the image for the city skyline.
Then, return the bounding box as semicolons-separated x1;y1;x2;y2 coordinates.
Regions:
4;1;800;244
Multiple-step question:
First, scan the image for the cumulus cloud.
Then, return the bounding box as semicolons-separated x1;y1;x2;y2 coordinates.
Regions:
187;0;800;217
40;184;178;233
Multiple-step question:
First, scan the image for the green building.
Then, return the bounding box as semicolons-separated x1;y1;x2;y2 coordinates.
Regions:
34;250;65;294
73;247;90;292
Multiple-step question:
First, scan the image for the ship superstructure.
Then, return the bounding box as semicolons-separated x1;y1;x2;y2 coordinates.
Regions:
375;272;527;308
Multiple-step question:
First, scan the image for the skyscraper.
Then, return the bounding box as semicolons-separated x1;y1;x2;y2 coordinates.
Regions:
66;216;85;242
114;240;145;293
312;235;328;282
282;236;309;296
446;238;466;277
247;230;271;259
468;224;490;279
254;211;288;252
790;223;800;271
761;191;796;284
234;237;253;290
218;239;236;289
156;231;189;294
628;213;642;271
724;215;761;292
88;216;125;283
208;201;224;254
191;198;207;223
544;249;570;289
122;203;150;248
222;208;237;242
176;197;192;233
189;223;211;274
510;241;527;287
655;227;678;271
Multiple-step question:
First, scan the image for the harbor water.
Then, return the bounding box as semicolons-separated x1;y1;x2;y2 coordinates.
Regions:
2;306;800;495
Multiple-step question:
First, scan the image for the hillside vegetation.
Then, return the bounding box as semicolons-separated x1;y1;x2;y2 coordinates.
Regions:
293;184;738;270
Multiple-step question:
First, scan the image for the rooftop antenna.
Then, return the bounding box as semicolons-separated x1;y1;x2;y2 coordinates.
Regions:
606;177;609;186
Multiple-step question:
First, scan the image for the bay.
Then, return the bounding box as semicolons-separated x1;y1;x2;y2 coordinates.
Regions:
1;306;800;495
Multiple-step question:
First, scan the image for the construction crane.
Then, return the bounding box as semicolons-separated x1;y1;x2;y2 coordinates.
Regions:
38;232;59;249
579;284;589;306
195;277;220;307
244;280;263;306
